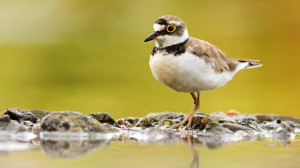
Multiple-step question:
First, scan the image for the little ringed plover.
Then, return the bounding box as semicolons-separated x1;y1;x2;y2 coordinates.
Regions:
144;15;262;128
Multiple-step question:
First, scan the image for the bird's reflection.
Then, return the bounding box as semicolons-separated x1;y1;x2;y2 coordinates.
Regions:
181;136;199;168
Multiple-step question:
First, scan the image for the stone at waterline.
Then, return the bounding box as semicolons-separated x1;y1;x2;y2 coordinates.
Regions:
191;114;211;130
135;118;153;128
0;114;29;132
3;109;38;123
221;123;254;133
88;112;115;125
144;112;186;127
41;111;107;133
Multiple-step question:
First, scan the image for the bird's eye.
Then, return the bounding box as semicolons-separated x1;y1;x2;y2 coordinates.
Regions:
166;24;176;33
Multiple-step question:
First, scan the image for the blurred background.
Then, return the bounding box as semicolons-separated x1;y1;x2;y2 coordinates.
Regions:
0;0;299;118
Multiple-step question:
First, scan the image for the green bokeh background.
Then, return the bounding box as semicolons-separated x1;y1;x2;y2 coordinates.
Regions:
1;0;299;118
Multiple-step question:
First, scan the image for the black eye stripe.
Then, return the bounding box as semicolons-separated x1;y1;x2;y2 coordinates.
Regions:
155;18;168;25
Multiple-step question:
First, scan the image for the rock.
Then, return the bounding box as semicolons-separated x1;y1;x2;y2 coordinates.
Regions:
0;114;29;132
30;109;51;119
221;123;253;132
114;119;132;128
191;114;211;130
204;122;233;134
259;120;280;131
237;119;259;130
136;118;153;128
277;121;295;134
3;109;38;123
88;112;115;125
255;114;300;124
145;112;185;121
145;112;185;127
102;123;121;133
20;121;34;130
162;119;174;126
32;123;41;134
0;119;28;132
41;111;107;133
0;115;11;127
123;117;139;126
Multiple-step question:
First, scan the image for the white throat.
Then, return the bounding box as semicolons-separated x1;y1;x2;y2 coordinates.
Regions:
155;29;189;48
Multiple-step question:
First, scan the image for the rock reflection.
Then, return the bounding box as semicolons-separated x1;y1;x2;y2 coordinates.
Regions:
40;139;113;159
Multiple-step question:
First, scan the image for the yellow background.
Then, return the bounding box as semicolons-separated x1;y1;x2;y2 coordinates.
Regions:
0;0;299;118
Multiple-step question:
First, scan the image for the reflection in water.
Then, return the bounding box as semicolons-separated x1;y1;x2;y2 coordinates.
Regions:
35;128;297;168
181;136;199;168
1;127;298;168
40;139;113;159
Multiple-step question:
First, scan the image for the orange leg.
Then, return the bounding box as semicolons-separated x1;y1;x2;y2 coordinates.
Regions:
173;90;201;129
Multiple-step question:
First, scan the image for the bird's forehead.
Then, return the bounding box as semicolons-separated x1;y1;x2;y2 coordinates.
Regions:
153;23;165;31
155;17;182;26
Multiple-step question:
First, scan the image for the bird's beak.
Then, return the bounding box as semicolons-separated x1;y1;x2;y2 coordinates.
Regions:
144;32;159;42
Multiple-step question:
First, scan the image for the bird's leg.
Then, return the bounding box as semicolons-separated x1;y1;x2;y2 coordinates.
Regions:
190;93;197;105
173;91;201;129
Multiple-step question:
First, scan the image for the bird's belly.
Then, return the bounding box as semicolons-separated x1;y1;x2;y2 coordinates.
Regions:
149;52;235;92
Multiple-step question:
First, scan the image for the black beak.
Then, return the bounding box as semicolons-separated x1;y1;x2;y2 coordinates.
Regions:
144;32;158;42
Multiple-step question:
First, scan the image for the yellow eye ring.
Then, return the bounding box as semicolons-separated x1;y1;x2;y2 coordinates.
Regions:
166;24;176;33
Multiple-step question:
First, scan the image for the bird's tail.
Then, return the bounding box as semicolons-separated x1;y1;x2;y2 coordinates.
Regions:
236;59;262;69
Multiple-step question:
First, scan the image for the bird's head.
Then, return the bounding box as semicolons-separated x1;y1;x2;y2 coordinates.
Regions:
144;15;189;48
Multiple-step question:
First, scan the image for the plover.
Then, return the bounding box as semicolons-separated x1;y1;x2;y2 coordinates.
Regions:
144;15;262;128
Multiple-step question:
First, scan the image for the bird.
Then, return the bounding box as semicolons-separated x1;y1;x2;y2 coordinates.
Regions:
144;15;262;129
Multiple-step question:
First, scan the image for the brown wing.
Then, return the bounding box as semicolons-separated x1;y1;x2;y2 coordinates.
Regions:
185;37;240;73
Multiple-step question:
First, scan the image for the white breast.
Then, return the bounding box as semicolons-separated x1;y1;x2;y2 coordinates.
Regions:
149;51;246;92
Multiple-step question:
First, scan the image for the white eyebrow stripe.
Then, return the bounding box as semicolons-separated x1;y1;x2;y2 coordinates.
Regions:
169;21;181;26
153;24;165;31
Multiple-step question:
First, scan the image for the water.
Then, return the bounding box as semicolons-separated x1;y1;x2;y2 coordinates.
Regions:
1;135;300;168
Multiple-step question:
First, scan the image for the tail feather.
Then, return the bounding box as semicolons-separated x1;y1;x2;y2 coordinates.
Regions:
236;59;262;69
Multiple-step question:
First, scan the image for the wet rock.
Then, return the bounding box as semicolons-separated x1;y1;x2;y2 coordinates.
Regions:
88;112;115;125
123;117;139;126
191;114;211;130
221;123;253;133
30;110;50;119
255;114;300;124
145;112;185;127
41;111;107;133
277;121;295;134
32;123;41;134
0;119;28;132
102;123;121;133
162;119;174;126
259;120;279;131
3;109;38;123
20;121;34;130
136;118;153;128
146;112;185;120
0;114;29;132
114;119;132;128
237;119;259;130
204;122;233;134
0;115;11;127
